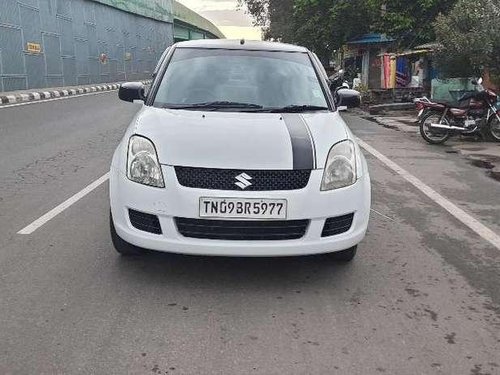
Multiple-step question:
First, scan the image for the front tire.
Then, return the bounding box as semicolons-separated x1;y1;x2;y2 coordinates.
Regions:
110;213;143;256
420;111;452;144
488;115;500;141
331;246;357;262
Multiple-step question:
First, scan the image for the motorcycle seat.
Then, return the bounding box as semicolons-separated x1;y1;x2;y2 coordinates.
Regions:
450;108;467;116
432;100;469;109
433;100;456;106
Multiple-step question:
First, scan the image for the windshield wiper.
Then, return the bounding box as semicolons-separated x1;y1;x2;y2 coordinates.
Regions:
268;105;329;113
163;101;264;110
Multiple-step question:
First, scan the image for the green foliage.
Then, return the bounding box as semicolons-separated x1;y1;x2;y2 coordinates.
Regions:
369;0;456;47
240;0;459;60
294;0;376;60
239;0;500;83
237;0;295;42
433;0;500;82
239;0;376;61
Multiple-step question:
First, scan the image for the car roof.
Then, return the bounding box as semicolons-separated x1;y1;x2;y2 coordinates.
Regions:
175;39;309;53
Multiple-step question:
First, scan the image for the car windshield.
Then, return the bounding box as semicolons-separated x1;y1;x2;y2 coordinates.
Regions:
153;48;329;111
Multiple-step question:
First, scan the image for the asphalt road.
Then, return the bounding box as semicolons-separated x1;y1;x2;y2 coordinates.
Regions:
1;93;500;375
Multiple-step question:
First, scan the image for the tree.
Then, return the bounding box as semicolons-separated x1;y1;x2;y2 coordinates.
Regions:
293;0;376;62
239;0;459;63
240;0;376;62
237;0;295;42
434;0;500;83
369;0;457;48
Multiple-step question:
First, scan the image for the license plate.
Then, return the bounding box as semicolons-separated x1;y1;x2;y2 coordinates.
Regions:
199;197;287;219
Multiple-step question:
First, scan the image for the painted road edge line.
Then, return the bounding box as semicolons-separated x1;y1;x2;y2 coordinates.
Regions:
18;173;110;235
356;137;500;251
0;81;151;106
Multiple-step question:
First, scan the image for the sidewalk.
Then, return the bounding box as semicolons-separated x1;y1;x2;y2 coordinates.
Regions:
354;108;500;181
0;80;152;105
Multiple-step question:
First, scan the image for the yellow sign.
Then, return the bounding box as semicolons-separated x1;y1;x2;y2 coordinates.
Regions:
27;42;41;54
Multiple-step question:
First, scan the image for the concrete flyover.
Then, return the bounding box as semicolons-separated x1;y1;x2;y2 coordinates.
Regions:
172;1;225;42
0;0;224;92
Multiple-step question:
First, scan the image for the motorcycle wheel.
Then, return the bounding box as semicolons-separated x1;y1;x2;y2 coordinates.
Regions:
488;115;500;141
420;111;452;145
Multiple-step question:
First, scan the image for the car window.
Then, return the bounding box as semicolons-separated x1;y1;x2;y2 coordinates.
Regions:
153;48;328;110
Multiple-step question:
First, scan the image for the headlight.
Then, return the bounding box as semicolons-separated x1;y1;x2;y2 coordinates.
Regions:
127;135;165;188
321;140;357;191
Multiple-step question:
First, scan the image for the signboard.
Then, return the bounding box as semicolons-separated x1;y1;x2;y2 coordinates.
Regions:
91;0;173;23
27;42;42;54
99;53;108;64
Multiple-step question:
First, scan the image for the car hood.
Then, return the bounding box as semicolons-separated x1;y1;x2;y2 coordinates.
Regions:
133;107;348;170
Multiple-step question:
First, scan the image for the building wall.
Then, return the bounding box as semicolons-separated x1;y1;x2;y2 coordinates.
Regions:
0;0;174;92
93;0;173;23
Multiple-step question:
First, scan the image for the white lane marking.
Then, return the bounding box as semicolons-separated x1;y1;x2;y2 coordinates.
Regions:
357;137;500;251
0;90;116;109
18;173;110;235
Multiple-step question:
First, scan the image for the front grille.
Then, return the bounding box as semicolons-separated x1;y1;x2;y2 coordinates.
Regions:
175;167;311;191
129;209;162;235
175;218;309;241
321;214;354;237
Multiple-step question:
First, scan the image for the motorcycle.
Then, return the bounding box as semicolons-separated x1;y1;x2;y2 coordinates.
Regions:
414;96;432;121
417;78;500;144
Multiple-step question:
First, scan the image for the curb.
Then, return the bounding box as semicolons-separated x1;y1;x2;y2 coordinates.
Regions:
0;80;152;105
351;108;419;133
364;115;418;132
368;102;415;115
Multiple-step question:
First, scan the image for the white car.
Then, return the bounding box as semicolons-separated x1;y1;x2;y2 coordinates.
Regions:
110;40;371;261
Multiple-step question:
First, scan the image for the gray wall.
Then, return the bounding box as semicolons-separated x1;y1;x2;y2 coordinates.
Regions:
0;0;174;92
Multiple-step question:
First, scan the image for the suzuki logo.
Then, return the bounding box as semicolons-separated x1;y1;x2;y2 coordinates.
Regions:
235;173;253;190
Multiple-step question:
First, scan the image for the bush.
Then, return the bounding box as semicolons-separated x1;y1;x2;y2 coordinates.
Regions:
434;0;500;84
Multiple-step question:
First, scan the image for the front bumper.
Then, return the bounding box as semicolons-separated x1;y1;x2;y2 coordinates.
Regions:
110;166;371;257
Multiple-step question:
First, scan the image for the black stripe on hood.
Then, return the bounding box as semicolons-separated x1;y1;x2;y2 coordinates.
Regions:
282;113;316;170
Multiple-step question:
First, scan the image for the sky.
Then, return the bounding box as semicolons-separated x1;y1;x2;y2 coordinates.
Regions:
177;0;262;40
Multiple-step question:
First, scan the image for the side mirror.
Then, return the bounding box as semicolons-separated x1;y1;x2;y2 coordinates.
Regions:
335;88;361;109
119;82;146;103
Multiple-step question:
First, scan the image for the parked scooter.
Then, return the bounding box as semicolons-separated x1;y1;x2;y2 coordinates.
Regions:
329;69;350;92
418;79;500;144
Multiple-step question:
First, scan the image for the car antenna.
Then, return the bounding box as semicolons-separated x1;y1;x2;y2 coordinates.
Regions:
240;38;245;45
